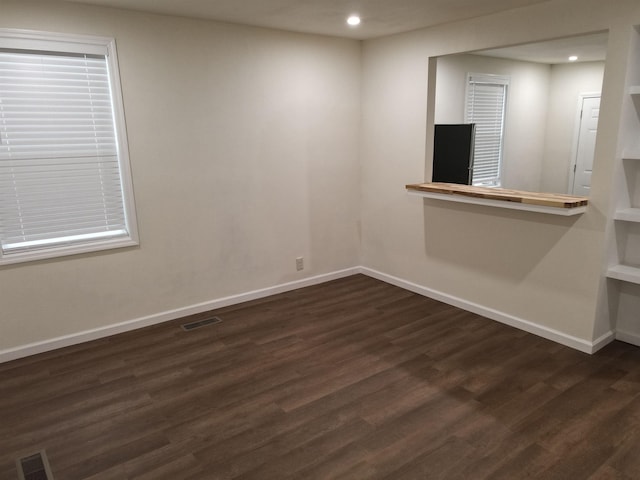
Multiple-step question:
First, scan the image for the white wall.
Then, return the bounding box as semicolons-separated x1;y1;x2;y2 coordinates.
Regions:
2;0;640;358
0;0;361;352
541;61;605;193
360;0;639;343
435;54;550;191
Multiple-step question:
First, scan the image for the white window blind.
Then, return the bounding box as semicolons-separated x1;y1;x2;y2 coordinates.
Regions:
0;30;137;264
465;74;508;187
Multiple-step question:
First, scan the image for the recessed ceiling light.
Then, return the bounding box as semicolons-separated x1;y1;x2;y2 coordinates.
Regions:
347;15;361;27
568;55;578;62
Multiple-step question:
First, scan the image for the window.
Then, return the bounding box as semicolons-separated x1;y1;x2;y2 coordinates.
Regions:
0;29;138;265
465;73;509;187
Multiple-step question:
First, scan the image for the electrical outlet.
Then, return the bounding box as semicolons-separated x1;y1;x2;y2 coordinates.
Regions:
296;257;304;271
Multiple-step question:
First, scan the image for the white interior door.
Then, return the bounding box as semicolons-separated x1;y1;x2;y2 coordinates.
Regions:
570;95;600;196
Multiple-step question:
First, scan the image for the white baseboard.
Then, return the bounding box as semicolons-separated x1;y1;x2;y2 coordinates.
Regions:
0;267;360;364
591;331;617;353
1;265;618;363
615;329;640;348
359;267;614;354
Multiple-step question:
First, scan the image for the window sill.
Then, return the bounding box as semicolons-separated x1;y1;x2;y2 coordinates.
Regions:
0;237;139;266
406;182;588;216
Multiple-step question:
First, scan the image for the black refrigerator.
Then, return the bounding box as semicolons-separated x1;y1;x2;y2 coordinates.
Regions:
432;124;475;185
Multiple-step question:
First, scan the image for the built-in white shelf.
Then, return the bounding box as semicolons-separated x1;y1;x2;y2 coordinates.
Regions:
607;264;640;284
603;29;640;347
615;208;640;222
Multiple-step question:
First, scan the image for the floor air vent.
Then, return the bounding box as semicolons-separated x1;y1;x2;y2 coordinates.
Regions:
17;451;54;480
181;316;222;331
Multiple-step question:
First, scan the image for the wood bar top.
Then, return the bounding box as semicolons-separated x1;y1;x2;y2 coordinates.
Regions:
406;182;589;209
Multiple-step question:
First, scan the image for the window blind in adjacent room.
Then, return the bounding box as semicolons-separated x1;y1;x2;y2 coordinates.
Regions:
465;74;508;187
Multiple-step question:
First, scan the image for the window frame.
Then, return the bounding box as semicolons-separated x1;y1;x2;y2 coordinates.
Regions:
464;73;509;188
0;28;138;265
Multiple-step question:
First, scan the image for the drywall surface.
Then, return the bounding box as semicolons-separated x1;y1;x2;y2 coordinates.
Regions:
2;0;640;355
360;0;640;342
542;61;605;193
0;0;361;350
435;54;550;191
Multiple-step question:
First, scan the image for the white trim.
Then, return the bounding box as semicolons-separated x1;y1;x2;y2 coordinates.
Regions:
0;28;112;55
106;36;139;248
0;265;617;363
359;267;612;354
466;73;510;86
407;190;587;216
616;329;640;347
592;331;617;352
0;267;360;363
0;238;139;266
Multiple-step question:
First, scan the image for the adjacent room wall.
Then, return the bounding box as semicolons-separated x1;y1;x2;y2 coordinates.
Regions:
360;0;639;343
434;54;550;191
435;55;605;195
0;0;362;352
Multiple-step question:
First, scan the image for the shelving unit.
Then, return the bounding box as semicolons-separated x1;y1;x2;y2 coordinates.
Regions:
605;25;640;346
614;208;640;222
607;264;640;285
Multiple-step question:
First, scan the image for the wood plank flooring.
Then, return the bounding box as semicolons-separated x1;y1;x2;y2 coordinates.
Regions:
1;274;640;479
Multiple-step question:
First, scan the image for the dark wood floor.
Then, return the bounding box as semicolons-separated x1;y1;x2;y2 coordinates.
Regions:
1;275;640;479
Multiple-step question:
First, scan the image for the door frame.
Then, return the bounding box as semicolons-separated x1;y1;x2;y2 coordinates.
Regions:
567;92;601;194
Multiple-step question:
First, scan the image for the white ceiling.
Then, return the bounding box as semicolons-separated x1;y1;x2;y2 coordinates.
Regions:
62;0;554;40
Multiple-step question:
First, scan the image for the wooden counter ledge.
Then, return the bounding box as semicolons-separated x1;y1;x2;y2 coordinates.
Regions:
406;182;588;215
